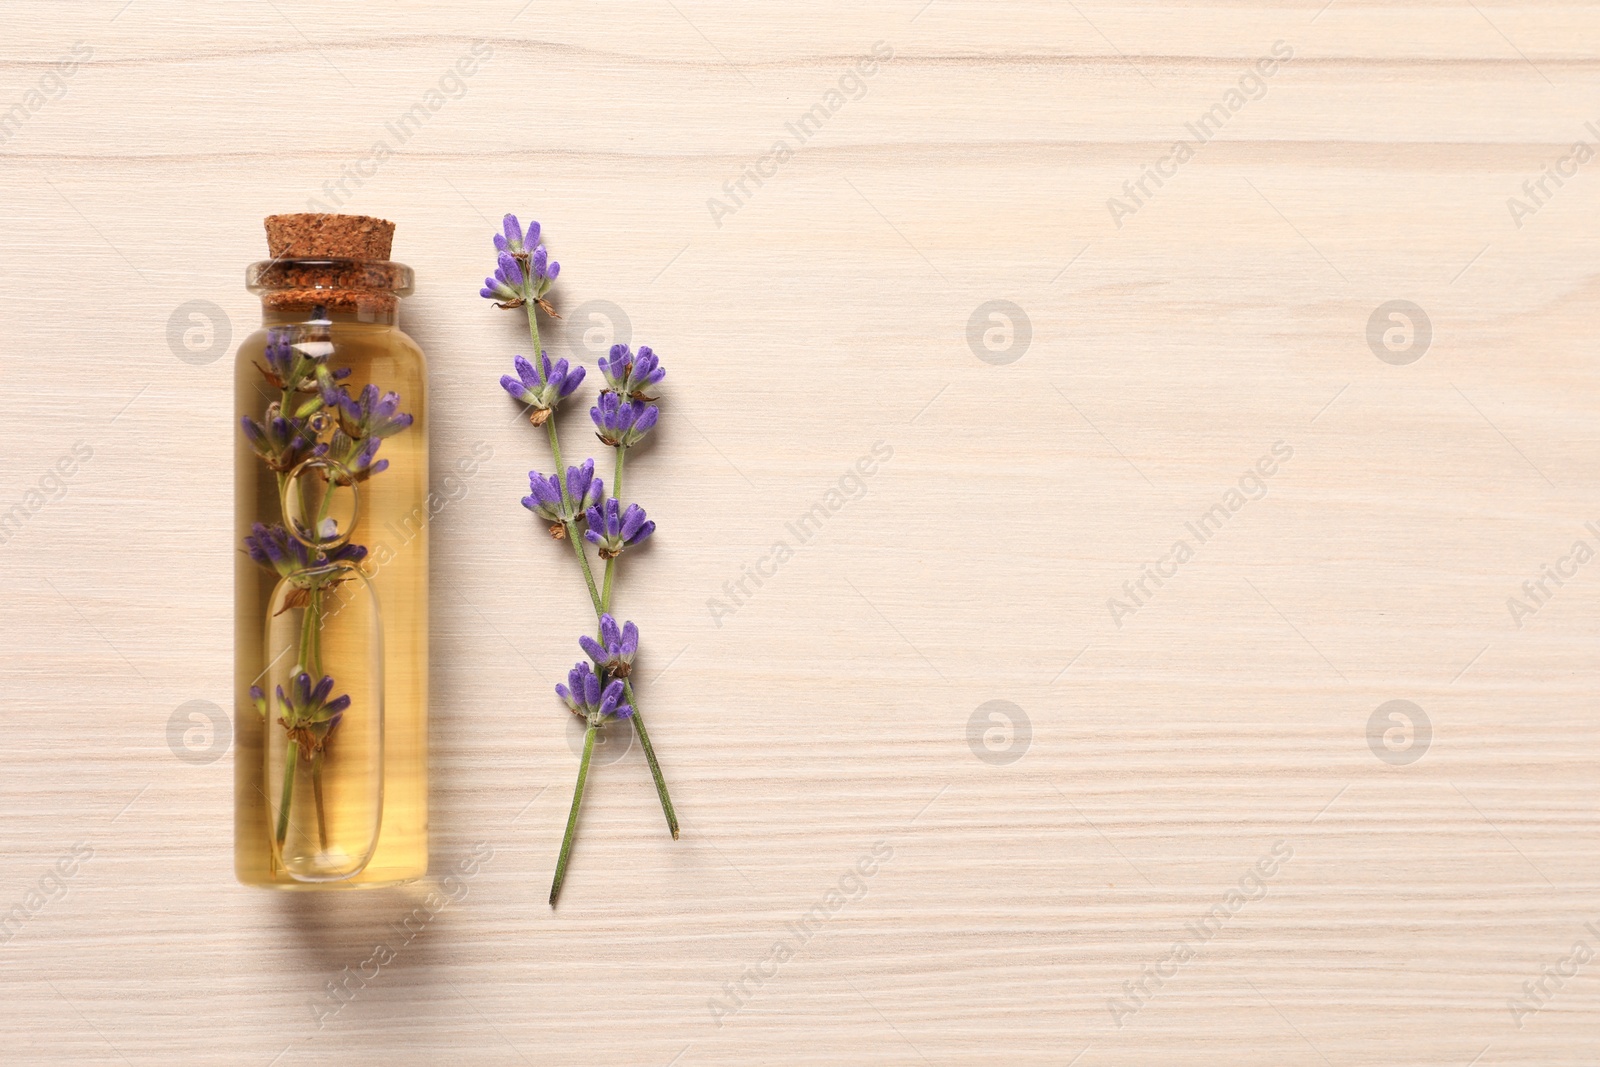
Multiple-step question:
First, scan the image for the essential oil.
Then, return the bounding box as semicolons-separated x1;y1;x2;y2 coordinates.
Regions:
234;214;428;887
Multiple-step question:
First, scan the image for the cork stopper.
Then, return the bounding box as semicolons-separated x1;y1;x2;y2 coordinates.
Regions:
252;213;409;317
265;213;395;260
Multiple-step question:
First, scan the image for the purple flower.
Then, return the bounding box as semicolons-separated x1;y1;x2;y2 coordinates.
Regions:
522;471;564;525
583;498;654;560
494;214;541;256
590;392;658;448
598;344;665;402
255;326;347;393
311;362;352;408
523;459;604;530
245;521;313;578
324;432;389;484
530;244;560;281
275;671;351;752
566;459;604;511
555;661;632;722
579;614;639;679
482;252;526;306
501;351;585;426
241;405;325;473
499;251;524;288
242;326;374;473
244;522;367;578
256;329;305;390
482;214;559;307
329;383;414;440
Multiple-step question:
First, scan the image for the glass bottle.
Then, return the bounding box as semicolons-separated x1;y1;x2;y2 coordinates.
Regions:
234;214;428;887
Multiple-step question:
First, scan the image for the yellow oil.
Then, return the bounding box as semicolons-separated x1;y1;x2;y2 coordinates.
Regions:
234;315;428;887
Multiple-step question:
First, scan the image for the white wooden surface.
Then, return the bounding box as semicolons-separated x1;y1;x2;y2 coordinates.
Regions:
2;2;1598;1063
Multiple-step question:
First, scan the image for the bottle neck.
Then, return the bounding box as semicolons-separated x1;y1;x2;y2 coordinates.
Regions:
248;259;412;329
261;301;399;328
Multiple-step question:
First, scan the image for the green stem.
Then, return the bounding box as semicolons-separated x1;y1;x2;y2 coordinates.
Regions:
311;750;329;851
624;681;679;839
602;447;624;612
275;744;297;847
550;724;595;907
280;578;330;855
312;468;337;549
296;590;315;670
524;299;543;369
565;522;603;610
545;411;565;473
309;588;324;673
296;388;351;857
527;298;568;505
278;578;320;848
306;586;329;851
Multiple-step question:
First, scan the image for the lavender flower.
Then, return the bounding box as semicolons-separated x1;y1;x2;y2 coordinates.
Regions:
567;459;604;512
274;671;351;754
241;405;325;473
326;432;389;483
310;363;351;411
598;344;665;402
583;498;655;559
523;459;604;532
579;614;639;679
495;214;541;256
499;252;523;287
555;661;633;723
244;522;367;578
328;383;414;440
255;330;305;390
590;392;659;448
501;351;585;426
245;521;312;577
530;244;560;282
481;252;524;306
256;326;349;393
481;214;559;309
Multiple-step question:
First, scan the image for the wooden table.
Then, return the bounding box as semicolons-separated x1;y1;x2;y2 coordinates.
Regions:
1;3;1596;1063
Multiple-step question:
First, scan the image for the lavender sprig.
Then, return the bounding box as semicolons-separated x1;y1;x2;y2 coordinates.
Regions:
483;213;678;906
239;321;413;861
261;672;351;848
549;656;636;905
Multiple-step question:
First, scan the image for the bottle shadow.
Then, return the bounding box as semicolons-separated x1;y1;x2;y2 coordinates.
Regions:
271;870;461;1034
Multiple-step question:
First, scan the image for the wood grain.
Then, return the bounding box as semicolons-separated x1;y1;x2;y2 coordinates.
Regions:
2;2;1598;1063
